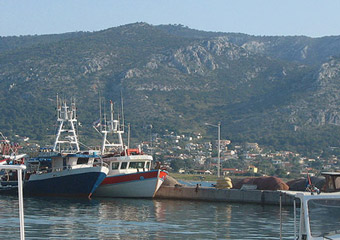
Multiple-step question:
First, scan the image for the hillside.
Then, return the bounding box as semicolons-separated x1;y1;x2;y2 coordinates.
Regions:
1;23;340;154
157;25;340;65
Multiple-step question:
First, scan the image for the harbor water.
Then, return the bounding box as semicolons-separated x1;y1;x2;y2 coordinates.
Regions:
0;195;295;239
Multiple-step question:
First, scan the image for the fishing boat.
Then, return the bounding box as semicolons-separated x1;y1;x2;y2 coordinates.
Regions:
0;133;28;193
291;192;340;240
0;132;25;165
0;98;109;198
92;100;168;198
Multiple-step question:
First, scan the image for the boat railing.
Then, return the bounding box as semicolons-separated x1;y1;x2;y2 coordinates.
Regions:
27;160;109;174
0;164;26;240
41;163;108;173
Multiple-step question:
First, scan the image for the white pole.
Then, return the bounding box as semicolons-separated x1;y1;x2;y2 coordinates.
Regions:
279;193;282;240
205;122;222;178
99;96;102;132
294;199;297;240
17;168;25;240
121;93;125;132
128;123;130;149
110;100;114;131
0;165;26;240
217;122;221;178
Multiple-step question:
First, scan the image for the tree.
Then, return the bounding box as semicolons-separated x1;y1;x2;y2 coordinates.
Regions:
274;168;287;178
170;159;185;172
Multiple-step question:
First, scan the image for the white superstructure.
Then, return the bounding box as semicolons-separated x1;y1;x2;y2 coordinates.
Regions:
53;96;80;153
292;192;340;240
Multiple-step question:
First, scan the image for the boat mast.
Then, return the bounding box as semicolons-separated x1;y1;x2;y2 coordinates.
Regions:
53;97;80;153
121;92;125;133
100;100;124;154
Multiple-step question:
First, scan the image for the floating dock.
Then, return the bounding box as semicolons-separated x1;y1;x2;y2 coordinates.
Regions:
155;185;296;206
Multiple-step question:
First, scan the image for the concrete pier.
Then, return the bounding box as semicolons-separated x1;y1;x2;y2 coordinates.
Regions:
155;186;296;206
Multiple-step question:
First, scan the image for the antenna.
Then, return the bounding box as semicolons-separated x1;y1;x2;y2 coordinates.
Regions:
110;100;114;131
56;93;61;119
99;94;102;132
128;123;130;149
117;113;120;133
121;91;125;132
103;113;107;132
0;132;6;142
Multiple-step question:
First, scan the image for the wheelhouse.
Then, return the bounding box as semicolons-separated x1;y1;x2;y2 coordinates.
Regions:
26;150;100;175
104;155;153;175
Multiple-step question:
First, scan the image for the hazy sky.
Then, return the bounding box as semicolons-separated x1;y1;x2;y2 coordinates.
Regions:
1;0;340;37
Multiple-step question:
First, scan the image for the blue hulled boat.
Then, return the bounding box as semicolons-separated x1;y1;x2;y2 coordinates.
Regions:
0;98;108;198
24;152;108;198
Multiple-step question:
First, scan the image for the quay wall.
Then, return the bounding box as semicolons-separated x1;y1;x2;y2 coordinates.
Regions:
155;186;295;206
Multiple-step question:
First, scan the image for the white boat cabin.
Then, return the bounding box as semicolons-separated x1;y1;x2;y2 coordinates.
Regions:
294;192;340;240
52;153;99;170
103;149;153;175
27;151;99;174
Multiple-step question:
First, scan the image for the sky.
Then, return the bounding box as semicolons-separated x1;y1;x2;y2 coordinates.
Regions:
1;0;340;37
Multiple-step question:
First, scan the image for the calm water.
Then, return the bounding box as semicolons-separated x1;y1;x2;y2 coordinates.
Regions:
0;195;295;239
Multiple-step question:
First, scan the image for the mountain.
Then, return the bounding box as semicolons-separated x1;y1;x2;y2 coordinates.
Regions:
156;25;340;65
0;32;88;52
2;23;340;154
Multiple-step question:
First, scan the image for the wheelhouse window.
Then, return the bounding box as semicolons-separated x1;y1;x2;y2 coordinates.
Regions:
111;162;119;170
129;162;145;169
146;162;150;170
121;162;128;169
77;158;88;164
308;199;340;237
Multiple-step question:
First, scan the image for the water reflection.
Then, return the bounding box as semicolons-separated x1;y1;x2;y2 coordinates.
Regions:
0;195;295;239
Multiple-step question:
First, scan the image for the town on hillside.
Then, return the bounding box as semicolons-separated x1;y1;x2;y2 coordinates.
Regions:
138;130;337;179
13;129;338;179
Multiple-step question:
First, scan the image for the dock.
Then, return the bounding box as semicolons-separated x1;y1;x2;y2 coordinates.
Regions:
155;185;297;206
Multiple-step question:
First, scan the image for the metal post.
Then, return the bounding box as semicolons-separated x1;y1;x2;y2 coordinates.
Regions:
127;123;130;149
205;122;221;178
17;168;25;240
0;165;26;240
280;193;282;240
294;199;297;240
149;124;153;157
217;122;221;178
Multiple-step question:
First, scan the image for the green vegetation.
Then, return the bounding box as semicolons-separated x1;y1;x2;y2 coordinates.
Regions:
1;23;340;156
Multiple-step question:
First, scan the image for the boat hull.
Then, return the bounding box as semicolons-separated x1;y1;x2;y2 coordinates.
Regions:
93;170;168;198
1;166;108;198
0;180;19;195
